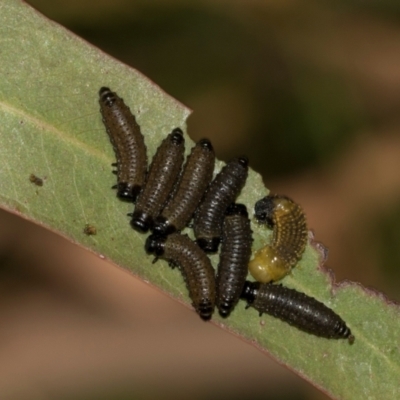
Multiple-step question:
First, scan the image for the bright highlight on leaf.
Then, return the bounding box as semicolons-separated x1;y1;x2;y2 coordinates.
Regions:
0;1;399;399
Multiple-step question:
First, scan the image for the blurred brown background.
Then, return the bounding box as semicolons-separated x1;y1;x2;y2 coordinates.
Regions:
2;1;400;399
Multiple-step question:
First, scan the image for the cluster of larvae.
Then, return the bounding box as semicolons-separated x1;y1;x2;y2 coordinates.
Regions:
99;87;354;343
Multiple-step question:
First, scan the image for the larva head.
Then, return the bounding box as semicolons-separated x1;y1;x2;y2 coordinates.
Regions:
236;156;249;168
116;182;141;202
254;194;294;225
197;299;214;321
218;301;233;318
145;234;167;256
153;216;176;236
240;280;259;303
99;87;116;107
130;210;153;233
333;319;355;343
196;237;220;254
198;138;213;151
254;195;275;226
170;128;184;145
248;245;289;283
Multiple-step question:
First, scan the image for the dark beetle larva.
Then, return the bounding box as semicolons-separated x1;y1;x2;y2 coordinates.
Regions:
153;138;215;236
145;233;216;320
249;194;308;283
216;203;253;318
130;128;185;233
193;157;249;253
99;87;147;201
241;281;354;343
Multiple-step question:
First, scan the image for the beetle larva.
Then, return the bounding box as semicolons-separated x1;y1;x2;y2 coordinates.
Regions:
216;203;253;318
145;233;216;320
241;281;354;342
193;156;248;253
153;138;215;236
130;128;185;233
99;87;147;201
249;195;308;283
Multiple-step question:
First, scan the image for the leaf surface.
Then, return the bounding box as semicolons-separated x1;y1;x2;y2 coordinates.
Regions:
0;1;399;399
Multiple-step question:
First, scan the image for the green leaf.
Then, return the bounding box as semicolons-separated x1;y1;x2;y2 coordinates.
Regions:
1;1;399;399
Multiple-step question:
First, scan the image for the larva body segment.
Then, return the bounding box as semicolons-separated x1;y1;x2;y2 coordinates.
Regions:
145;233;216;320
99;87;147;201
249;195;308;283
131;128;185;233
193;157;249;253
241;281;354;342
216;204;253;318
153;138;215;236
